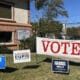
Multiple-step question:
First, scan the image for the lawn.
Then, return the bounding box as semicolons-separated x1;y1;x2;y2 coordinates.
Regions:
0;53;80;80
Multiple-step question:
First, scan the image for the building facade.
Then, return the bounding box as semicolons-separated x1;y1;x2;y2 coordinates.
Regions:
0;0;32;50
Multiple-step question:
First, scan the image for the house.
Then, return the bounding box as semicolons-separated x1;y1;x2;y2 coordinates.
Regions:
0;0;32;50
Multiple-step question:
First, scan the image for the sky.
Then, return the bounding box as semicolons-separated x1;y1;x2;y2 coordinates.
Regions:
30;0;80;27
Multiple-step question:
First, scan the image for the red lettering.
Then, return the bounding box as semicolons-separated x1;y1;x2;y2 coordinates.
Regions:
41;40;50;52
71;43;80;55
61;42;70;54
41;39;80;57
51;42;60;53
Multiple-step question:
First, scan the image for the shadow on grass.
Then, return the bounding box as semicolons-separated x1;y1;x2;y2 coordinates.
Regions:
43;58;52;63
69;61;80;66
23;64;40;69
0;67;18;73
44;58;80;66
53;71;70;75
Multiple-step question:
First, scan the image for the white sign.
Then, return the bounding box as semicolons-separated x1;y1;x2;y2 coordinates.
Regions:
17;30;31;40
36;37;80;58
13;49;31;63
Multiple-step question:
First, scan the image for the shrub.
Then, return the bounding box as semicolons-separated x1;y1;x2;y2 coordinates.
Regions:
19;35;36;52
26;35;36;52
0;45;12;54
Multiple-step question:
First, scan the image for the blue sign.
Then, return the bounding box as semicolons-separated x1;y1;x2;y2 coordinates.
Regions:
52;59;69;73
0;56;6;69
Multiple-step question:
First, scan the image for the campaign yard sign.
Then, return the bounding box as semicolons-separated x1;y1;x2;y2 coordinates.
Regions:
13;49;31;63
36;37;80;58
0;56;6;69
52;60;69;73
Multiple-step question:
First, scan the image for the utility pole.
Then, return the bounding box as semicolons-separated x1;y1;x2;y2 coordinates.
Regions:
61;23;67;39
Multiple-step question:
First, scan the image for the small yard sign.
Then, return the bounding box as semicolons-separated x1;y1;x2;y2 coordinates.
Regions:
0;56;6;69
13;49;31;63
52;59;69;73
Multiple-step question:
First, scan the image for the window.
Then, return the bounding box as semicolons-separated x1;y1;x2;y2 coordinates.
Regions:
17;30;31;40
0;1;13;19
0;32;12;43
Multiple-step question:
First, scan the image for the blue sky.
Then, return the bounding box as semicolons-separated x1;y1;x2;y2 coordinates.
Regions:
59;0;80;22
30;1;43;22
30;0;80;27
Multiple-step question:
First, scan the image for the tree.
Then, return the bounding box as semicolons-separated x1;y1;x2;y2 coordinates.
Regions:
67;27;80;39
34;0;46;10
34;0;68;19
25;0;68;52
31;0;68;37
32;20;62;37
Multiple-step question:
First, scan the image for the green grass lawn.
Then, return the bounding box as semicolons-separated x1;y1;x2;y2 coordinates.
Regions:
0;53;80;80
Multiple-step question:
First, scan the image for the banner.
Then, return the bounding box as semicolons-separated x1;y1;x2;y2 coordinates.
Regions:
13;49;31;63
36;37;80;58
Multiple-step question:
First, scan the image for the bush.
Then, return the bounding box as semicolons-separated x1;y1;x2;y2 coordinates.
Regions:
26;35;36;52
19;40;27;50
0;45;12;54
19;35;36;52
